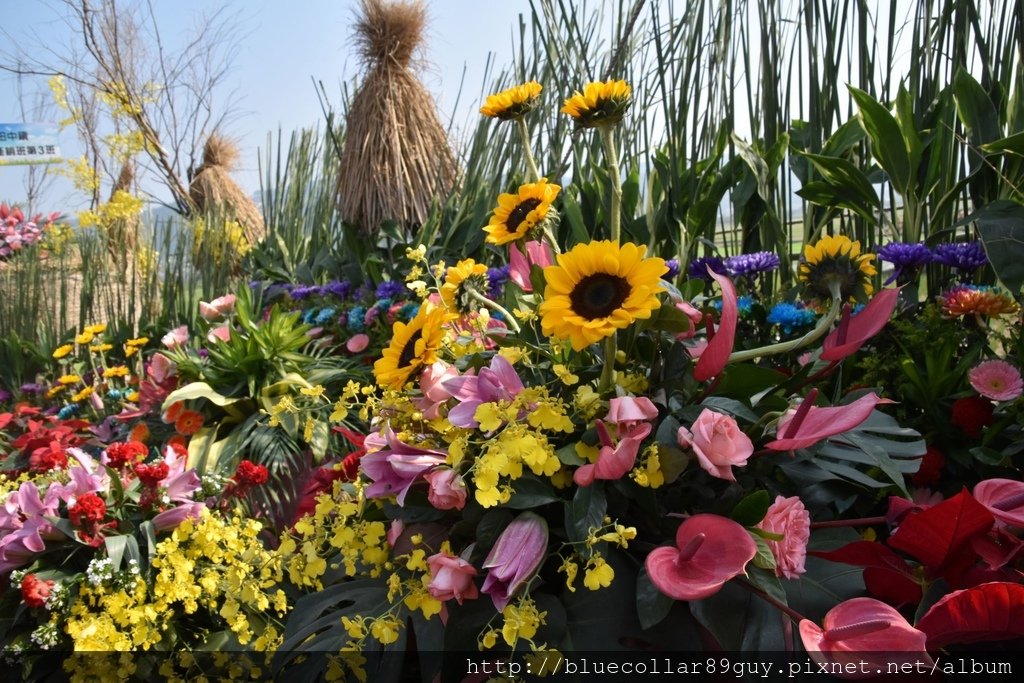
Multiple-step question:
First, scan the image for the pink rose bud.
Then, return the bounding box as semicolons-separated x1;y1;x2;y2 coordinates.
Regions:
677;408;753;482
426;551;479;605
758;495;811;579
481;511;548;610
605;395;659;431
424;468;467;510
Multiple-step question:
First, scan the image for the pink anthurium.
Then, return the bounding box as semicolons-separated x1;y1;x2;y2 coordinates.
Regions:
915;581;1024;649
509;240;554;292
799;598;932;678
693;268;737;382
765;390;891;451
821;287;901;361
973;479;1024;528
645;514;756;600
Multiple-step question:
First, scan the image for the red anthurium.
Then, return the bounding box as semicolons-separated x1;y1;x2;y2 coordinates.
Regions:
799;598;932;678
888;489;994;572
811;541;922;608
973;479;1024;528
820;287;901;361
645;514;756;600
693;268;737;382
915;582;1024;649
766;390;890;451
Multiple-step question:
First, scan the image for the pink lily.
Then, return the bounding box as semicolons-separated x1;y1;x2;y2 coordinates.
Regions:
153;502;208;532
360;425;447;505
645;514;756;600
443;355;525;429
821;287;901;361
161;325;189;349
509;240;554;292
799;597;932;678
417;362;460;420
693;268;738;382
766;390;891;451
481;511;548;610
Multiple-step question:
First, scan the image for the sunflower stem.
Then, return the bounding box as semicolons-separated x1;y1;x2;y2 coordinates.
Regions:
517;118;541;183
599;335;617;394
466;288;521;334
598;125;622;243
727;283;843;364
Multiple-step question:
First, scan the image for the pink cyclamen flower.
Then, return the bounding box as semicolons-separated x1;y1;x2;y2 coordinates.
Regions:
677;409;753;482
799;597;932;678
424;468;468;510
693;268;738;382
346;333;370;353
198;294;237;321
509;240;554;292
758;495;811;579
481;511;548;610
969;360;1023;402
360;426;447;505
443;354;525;429
766;390;891;451
645;514;756;600
973;479;1024;528
161;325;189;349
427;551;479;605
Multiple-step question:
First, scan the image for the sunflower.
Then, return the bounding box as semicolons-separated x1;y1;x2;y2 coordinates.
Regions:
441;259;490;315
561;80;631;129
480;81;543;120
483;179;560;245
539;241;666;351
374;305;448;390
799;234;876;302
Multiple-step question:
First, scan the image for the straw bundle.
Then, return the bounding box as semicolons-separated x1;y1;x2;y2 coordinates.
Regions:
106;160;138;259
189;133;266;244
337;0;458;234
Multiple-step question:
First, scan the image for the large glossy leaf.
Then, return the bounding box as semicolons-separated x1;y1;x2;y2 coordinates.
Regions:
973;200;1024;293
690;575;788;651
566;482;607;544
163;381;241;409
916;582;1024;648
888;490;994;569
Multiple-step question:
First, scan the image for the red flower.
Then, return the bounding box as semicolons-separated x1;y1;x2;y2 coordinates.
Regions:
645;514;756;600
950;396;995;437
911;446;946;487
28;442;69;473
21;574;55;608
68;493;107;527
174;410;204;436
105;441;149;469
235;460;269;487
693;268;738;382
134;461;170;488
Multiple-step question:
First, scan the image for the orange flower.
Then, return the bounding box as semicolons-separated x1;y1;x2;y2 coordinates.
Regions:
128;422;151;444
162;401;184;424
174;410;204;436
167;435;189;455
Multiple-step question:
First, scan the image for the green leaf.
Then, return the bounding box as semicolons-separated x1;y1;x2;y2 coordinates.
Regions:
972;200;1024;293
953;69;1001;147
690;579;786;650
731;490;770;526
798;152;880;219
701;396;760;423
751;535;778;570
850;86;912;194
566;483;607;544
636;567;675;630
163;381;241;409
506;475;562;509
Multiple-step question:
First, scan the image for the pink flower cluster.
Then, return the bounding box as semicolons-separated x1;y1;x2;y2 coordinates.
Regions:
0;203;60;261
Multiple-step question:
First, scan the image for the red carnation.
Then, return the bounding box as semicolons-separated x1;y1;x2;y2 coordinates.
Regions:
21;574;55;608
105;441;149;469
235;460;269;487
68;493;107;527
134;461;169;488
911;446;946;487
950;396;995;438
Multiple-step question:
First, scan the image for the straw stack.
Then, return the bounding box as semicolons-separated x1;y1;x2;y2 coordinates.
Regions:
337;0;458;235
189;133;266;245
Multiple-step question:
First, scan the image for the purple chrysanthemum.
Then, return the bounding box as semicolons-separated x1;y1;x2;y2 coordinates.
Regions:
933;242;988;271
687;256;728;281
877;242;933;284
289;285;318;301
323;280;353;300
487;265;510;300
725;251;780;279
375;280;406;300
664;258;681;279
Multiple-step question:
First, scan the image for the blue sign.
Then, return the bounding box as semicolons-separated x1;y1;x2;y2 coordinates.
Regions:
0;122;61;165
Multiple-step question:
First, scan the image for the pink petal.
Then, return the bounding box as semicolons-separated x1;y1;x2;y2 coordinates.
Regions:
766;392;890;451
693;269;737;382
645;514;756;600
974;479;1024;528
346;333;370;353
821;287;901;361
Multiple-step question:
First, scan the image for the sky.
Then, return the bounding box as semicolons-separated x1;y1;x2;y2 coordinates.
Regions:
0;0;531;212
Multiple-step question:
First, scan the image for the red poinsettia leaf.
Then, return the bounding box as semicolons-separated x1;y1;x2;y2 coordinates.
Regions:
888;490;994;569
915;582;1024;649
811;540;922;607
863;567;922;608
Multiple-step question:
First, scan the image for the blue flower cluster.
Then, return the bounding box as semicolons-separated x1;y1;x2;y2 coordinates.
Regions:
767;302;817;334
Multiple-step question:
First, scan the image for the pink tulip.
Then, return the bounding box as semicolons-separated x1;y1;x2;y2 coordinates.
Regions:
766;390;891;451
481;511;548;610
424;468;468;510
427;551;479;604
147;353;176;383
574;419;651;486
161;325;189;349
799;598;932;678
443;355;525;429
346;333;370;354
198;294;237;321
821;288;901;361
677;409;753;482
645;514;756;600
360;426;446;505
509;240;554;292
973;479;1024;528
693;268;738;382
759;495;811;579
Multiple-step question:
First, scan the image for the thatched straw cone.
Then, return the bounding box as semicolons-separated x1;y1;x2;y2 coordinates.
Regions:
337;0;458;235
189;133;266;245
106;160;139;260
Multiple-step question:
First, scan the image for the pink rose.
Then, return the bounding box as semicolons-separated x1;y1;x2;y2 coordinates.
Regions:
677;408;753;481
605;396;659;431
758;495;810;579
426;551;478;604
424;468;467;510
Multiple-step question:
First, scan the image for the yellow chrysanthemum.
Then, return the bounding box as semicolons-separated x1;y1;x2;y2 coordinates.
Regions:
480;81;543;120
539;241;666;351
441;259;490;315
373;305;448;390
58;374;82;385
561;80;631;129
483;179;560;245
799;234;876;302
52;344;74;359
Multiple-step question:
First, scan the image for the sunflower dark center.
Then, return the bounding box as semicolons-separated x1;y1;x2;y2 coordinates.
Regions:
506;198;542;232
569;273;631;320
398;330;423;368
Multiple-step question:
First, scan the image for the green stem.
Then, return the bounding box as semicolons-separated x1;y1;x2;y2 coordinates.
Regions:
517;118;541;183
466;288;521;334
599;125;622;243
728;282;843;364
599;335;617;394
